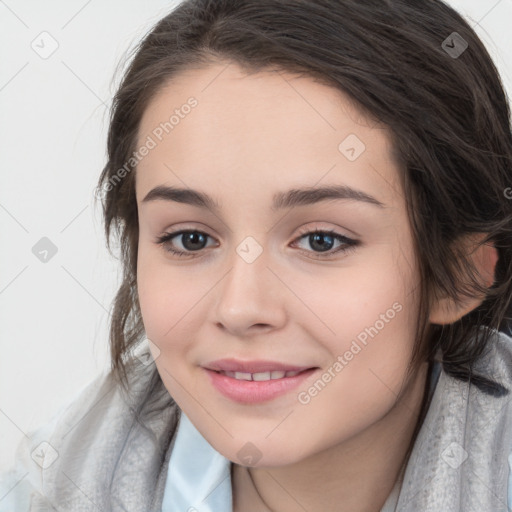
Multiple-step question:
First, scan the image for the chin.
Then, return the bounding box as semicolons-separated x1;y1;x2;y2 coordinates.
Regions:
221;439;308;468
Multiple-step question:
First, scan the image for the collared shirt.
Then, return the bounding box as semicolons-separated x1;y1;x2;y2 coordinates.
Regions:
162;412;233;512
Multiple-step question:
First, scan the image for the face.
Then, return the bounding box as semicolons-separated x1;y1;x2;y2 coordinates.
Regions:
135;61;424;467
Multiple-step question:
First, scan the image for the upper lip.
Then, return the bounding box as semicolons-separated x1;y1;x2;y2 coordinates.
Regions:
203;358;316;373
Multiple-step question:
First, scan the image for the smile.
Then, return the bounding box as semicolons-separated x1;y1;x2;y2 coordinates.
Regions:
204;367;318;403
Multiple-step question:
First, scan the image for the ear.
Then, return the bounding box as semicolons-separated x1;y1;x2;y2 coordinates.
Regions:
428;233;498;325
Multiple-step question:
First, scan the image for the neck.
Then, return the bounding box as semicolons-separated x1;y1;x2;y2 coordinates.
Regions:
232;361;430;512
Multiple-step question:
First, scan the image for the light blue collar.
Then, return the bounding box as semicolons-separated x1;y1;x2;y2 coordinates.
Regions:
161;411;232;512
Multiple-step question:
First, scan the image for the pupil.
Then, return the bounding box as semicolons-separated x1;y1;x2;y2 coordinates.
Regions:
310;233;334;252
183;232;206;250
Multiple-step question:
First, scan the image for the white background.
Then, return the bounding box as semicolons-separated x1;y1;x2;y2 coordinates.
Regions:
1;0;511;475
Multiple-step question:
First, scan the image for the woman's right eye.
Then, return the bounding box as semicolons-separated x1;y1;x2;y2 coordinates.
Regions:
155;230;215;258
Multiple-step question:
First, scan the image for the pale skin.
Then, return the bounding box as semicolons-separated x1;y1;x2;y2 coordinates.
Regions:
134;60;497;512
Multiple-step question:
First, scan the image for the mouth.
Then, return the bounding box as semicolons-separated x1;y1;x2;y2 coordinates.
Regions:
202;360;319;403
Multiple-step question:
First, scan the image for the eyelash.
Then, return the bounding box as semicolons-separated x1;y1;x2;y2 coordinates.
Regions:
155;226;359;260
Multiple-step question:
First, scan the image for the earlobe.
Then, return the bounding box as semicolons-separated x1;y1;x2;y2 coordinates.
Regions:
428;235;498;325
428;294;484;325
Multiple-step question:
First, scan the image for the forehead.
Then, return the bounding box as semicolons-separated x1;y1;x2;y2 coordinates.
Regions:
135;61;402;209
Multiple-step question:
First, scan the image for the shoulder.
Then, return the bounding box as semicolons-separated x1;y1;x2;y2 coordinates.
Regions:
394;328;512;509
0;354;180;511
473;327;512;394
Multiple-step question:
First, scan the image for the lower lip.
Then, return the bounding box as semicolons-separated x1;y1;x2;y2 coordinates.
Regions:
203;367;318;404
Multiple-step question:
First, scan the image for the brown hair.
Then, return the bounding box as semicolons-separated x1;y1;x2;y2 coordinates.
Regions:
96;0;512;409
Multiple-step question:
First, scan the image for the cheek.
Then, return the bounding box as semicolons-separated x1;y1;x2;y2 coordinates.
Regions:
290;294;418;459
136;251;205;400
136;243;219;361
136;246;191;347
297;247;420;403
299;246;418;352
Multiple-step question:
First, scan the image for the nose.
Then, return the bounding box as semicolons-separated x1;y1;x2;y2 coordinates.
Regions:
212;239;288;337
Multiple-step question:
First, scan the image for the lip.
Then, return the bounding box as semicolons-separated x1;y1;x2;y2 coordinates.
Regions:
203;358;314;373
203;365;319;404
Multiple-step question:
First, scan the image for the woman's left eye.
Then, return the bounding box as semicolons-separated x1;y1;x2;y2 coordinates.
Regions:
155;228;359;259
291;229;359;258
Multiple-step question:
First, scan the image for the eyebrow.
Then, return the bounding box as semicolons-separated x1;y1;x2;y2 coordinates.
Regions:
141;184;386;212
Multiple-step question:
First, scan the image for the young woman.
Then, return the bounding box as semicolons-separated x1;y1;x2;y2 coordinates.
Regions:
2;0;512;511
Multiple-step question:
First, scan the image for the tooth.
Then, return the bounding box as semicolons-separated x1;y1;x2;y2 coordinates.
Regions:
222;370;304;381
234;372;253;380
252;372;271;381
